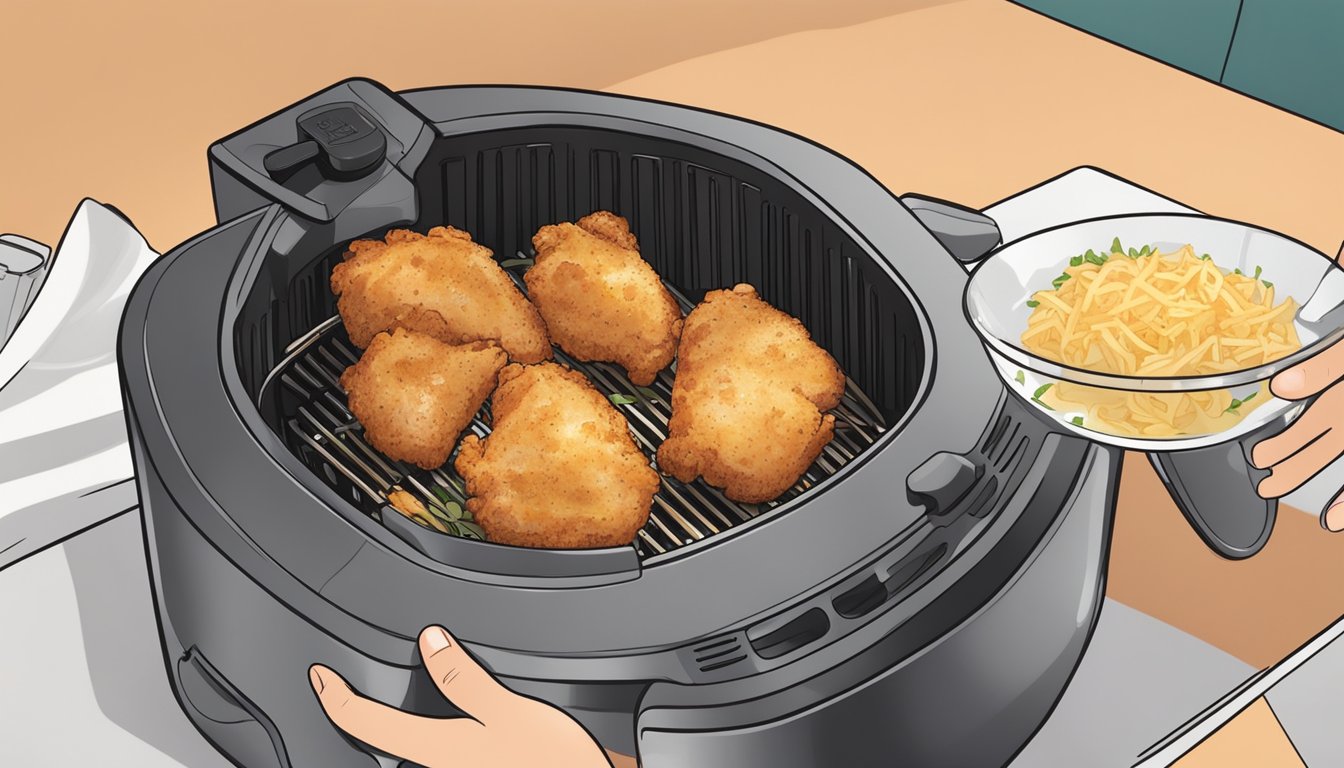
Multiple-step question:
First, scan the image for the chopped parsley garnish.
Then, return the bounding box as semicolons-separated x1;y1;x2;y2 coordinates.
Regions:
427;500;465;522
1071;416;1085;426
1014;369;1026;384
1110;237;1124;254
1026;299;1040;308
1224;391;1258;414
1031;382;1054;410
609;393;638;405
418;492;483;539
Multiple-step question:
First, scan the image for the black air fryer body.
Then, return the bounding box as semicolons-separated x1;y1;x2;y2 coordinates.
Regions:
119;79;1119;767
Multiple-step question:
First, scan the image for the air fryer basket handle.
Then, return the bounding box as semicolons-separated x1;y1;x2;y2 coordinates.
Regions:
209;78;435;225
899;193;1002;264
1149;419;1287;559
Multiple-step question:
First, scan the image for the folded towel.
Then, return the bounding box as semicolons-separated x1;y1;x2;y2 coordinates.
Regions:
0;200;159;568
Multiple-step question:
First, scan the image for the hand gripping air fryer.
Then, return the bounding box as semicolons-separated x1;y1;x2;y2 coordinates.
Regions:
117;78;1268;768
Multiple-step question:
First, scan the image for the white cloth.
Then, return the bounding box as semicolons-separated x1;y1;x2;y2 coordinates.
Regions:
0;201;158;557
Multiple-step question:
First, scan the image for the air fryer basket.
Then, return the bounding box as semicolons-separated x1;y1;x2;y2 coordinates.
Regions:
235;119;927;566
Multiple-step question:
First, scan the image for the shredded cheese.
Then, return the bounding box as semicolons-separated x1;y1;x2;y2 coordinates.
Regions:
1022;243;1300;437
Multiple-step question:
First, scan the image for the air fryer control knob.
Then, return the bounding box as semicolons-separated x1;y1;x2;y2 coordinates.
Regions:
907;452;980;519
263;102;388;183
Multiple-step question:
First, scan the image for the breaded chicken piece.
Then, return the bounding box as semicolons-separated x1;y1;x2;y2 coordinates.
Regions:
331;226;551;363
455;362;658;548
341;328;506;470
656;284;845;503
527;212;682;385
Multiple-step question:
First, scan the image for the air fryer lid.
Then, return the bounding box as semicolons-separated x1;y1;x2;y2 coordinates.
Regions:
124;78;1018;660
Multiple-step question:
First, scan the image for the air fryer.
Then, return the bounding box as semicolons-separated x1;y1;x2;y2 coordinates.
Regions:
122;77;1241;767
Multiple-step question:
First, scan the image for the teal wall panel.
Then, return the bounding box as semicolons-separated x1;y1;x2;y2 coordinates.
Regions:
1221;0;1344;131
1013;0;1242;81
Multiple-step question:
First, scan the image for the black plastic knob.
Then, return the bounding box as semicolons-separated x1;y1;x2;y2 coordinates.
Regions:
263;102;387;183
907;452;980;519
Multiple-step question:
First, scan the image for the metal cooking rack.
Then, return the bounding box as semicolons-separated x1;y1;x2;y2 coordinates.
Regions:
262;258;888;561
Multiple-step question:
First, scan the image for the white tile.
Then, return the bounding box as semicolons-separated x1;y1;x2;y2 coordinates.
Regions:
1015;599;1254;767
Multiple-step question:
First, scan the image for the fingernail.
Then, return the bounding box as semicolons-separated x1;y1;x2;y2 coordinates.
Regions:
1272;368;1305;398
1325;497;1344;532
422;626;451;655
309;666;326;694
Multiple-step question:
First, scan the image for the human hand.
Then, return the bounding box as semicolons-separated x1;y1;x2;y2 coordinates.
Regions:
1252;243;1344;530
309;626;614;768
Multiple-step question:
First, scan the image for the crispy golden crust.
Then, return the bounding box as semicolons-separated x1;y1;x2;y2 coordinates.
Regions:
330;226;552;363
656;284;845;503
340;328;507;470
454;362;659;549
526;212;682;385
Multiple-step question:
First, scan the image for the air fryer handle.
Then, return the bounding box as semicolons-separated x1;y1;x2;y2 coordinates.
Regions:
209;78;436;226
900;193;1002;264
1149;419;1289;559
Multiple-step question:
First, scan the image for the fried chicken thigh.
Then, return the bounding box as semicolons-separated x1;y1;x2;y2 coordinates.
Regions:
341;328;506;470
527;212;682;385
454;362;658;548
331;226;551;363
656;284;845;503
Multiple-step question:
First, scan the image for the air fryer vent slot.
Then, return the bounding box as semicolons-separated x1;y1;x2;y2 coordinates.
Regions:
691;636;748;673
981;413;1011;455
748;607;830;660
992;420;1022;470
832;543;948;620
978;408;1033;476
997;435;1029;475
831;574;885;619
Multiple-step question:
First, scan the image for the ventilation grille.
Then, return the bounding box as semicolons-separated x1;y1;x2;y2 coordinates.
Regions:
690;636;748;673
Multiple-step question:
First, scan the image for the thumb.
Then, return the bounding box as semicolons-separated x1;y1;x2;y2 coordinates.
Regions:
1271;241;1344;399
419;625;515;722
1271;339;1344;399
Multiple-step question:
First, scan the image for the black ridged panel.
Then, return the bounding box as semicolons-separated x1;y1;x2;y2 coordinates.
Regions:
420;129;925;425
628;155;664;276
237;126;927;430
